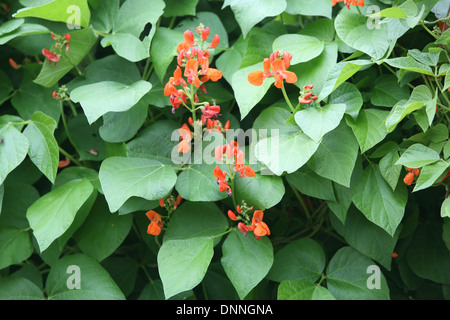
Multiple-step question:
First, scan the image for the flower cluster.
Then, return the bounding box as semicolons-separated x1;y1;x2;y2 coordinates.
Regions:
42;32;71;66
213;142;256;196
403;167;420;186
228;202;270;240
332;0;365;8
52;85;70;101
164;24;222;114
298;84;318;105
146;210;164;236
248;50;297;89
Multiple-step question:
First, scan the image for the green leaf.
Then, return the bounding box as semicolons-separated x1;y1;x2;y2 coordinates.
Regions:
379;149;402;191
0;124;29;185
286;166;336;201
335;9;392;60
0;23;48;45
163;202;228;242
255;128;319;176
70;80;152;124
223;0;287;38
158;236;214;299
46;253;125;299
330;207;399;270
175;163;228;202
406;222;450;285
89;0;119;34
395;143;441;168
383;56;434;76
441;198;450;218
26;179;94;252
318;59;373;101
0;225;33;270
126;120;179;166
234;173;285;210
326;247;390;300
13;0;91;27
34;27;98;88
99;100;148;143
285;0;332;18
74;196;132;261
351;164;408;236
272;34;324;65
221;229;273;300
328;82;363;120
307;121;359;188
0;276;44;300
150;27;184;81
295;104;346;143
23;112;59;183
267;238;326;282
370;74;410;107
368;7;408;17
163;0;199;17
413;160;449;192
345;109;390;153
99;157;177;212
278;280;335;300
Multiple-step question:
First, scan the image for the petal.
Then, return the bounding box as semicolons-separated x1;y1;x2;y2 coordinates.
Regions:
254;221;270;237
178;139;191;153
207;68;223;81
243;166;256;177
283;70;298;84
145;210;161;222
147;221;162;235
252;210;264;224
248;70;265;86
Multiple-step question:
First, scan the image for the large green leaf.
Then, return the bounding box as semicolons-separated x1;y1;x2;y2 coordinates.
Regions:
326;247;390;300
234;173;285;210
370;74;410;107
335;9;392;60
46;254;125;299
278;280;335;300
70;80;152;124
351;164;408;236
285;0;332;18
99;157;177;212
328;82;363;120
0;124;29;185
14;0;91;27
150;27;184;81
175;163;229;202
307;121;359;187
26;179;94;252
74;196;133;261
330;207;400;270
0;276;44;300
223;0;287;38
0;225;33;270
163;202;228;242
158;236;214;299
22;112;59;183
221;229;273;300
34;27;98;88
256;130;319;176
272;34;324;65
286;166;336;201
0;22;48;45
395;143;441;168
295;104;346;143
345;109;390;153
267;238;326;282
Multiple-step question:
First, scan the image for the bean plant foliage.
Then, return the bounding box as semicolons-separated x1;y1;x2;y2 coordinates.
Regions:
0;0;449;302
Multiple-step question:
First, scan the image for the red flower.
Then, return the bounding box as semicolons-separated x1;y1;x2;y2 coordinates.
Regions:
42;48;60;65
184;59;200;87
332;0;365;8
58;157;70;168
178;123;192;153
8;58;19;70
146;210;164;236
227;210;239;221
64;33;71;41
213;165;232;196
250;210;270;239
238;222;249;236
201;103;221;119
248;52;297;89
208;34;220;49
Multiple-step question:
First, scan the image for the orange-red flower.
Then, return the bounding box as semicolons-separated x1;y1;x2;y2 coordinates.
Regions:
184;59;200;87
332;0;364;8
146;210;164;236
403;167;420;186
248;51;297;89
58;157;70;168
213;165;232;196
208;34;220;49
201;103;221;119
8;58;19;70
250;210;270;239
178;123;192;153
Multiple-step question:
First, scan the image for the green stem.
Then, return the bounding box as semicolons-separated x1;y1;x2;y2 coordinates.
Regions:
288;182;311;221
66;100;78;116
59;147;82;166
0;90;16;105
419;20;439;39
211;227;233;239
435;76;450;107
60;104;79;155
281;85;295;113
